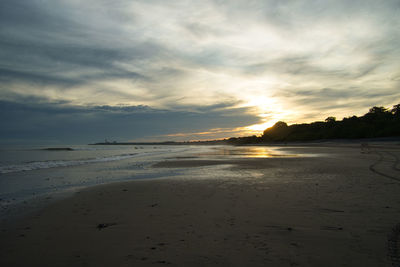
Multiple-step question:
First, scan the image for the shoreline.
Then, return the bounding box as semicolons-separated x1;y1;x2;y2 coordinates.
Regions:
1;144;400;266
89;136;400;146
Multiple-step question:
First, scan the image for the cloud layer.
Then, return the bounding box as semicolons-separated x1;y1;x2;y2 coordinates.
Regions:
0;99;259;144
1;0;399;142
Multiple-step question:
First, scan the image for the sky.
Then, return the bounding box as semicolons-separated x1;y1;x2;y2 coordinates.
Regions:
1;0;399;144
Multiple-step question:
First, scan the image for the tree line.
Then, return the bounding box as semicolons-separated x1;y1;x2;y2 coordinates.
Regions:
226;104;400;144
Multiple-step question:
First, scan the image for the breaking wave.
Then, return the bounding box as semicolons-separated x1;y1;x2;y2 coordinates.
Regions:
0;153;139;174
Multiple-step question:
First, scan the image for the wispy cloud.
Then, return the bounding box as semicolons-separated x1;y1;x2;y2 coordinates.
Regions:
162;127;247;139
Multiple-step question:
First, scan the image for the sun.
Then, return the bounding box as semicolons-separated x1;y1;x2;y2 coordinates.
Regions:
246;121;276;132
238;96;284;134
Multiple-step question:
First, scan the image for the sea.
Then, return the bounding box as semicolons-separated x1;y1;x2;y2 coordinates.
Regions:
0;145;212;214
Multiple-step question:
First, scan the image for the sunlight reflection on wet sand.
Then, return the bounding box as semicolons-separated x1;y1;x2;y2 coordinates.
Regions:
199;146;299;158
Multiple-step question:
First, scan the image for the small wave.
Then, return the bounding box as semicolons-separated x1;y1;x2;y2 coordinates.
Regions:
0;153;138;174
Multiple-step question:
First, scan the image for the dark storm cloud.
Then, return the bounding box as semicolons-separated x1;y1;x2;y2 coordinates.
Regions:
0;100;260;144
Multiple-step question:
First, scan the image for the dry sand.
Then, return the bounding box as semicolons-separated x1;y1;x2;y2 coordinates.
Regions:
1;144;400;266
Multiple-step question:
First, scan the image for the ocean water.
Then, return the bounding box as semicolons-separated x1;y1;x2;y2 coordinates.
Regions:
0;145;207;209
0;144;303;219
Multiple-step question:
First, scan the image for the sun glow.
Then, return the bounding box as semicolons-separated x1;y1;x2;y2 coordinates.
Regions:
246;121;275;132
238;95;286;134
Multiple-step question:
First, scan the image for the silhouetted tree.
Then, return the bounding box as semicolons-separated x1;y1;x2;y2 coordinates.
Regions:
274;121;288;128
392;104;400;116
325;116;336;123
257;103;400;143
368;106;388;114
262;121;291;141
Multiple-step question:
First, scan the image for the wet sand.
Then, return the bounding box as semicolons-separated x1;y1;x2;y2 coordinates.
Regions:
1;144;400;266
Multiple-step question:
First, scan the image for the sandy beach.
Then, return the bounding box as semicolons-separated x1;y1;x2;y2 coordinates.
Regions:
1;144;400;266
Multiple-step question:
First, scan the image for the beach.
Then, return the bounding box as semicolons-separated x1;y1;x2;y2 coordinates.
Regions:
1;144;400;266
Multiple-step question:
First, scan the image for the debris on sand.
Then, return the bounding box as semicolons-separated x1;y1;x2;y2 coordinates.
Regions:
96;223;117;230
42;147;74;151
